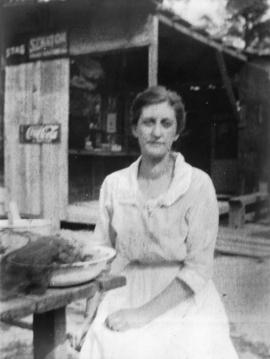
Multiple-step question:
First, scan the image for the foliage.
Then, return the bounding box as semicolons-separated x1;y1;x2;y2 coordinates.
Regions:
226;0;268;24
163;0;270;52
225;0;270;50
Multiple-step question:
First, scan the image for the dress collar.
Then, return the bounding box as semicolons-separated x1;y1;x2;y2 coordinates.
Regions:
128;152;192;206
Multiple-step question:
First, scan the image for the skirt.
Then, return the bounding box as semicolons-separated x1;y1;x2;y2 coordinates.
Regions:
80;262;238;359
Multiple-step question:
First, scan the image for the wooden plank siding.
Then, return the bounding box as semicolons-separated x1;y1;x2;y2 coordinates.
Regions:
40;59;69;225
4;63;42;216
0;24;4;177
4;59;69;230
22;62;42;216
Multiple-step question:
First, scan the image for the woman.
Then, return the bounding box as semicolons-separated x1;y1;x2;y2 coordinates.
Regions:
80;86;238;359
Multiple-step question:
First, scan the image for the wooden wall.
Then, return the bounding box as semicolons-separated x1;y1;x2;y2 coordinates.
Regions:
0;14;5;183
4;59;69;229
239;59;270;192
0;56;4;183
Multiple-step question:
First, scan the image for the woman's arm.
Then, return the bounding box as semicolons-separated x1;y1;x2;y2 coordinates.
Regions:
140;277;193;320
93;177;116;248
105;278;193;331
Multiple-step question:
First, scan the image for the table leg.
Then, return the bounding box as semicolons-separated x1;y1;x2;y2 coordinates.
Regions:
33;307;67;359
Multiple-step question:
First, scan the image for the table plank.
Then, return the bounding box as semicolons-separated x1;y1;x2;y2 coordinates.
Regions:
30;281;99;314
0;296;36;321
0;275;126;319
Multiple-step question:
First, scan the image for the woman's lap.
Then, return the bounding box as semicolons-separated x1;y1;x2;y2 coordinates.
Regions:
80;265;237;359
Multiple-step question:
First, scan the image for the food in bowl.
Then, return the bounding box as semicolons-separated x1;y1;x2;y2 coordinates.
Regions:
49;245;116;287
1;233;116;296
52;240;94;265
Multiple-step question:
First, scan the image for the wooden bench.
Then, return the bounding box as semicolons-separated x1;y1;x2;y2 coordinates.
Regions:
228;192;269;229
218;201;230;215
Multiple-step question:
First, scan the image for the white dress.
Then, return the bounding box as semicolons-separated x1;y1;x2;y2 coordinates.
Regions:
80;153;238;359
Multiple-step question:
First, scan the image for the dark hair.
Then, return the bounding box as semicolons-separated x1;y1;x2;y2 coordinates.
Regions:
131;86;186;134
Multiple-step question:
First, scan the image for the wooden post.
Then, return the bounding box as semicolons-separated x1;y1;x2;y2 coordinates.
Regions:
215;50;240;123
0;13;5;179
33;307;67;359
148;15;159;86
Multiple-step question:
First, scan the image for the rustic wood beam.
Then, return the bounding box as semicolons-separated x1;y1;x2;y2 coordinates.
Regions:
70;36;150;56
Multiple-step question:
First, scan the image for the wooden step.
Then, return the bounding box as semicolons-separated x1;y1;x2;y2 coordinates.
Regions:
216;225;270;258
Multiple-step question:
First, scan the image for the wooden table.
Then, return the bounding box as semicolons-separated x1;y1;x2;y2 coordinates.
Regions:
0;274;126;359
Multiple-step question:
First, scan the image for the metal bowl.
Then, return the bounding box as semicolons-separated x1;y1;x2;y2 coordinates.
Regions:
49;245;116;287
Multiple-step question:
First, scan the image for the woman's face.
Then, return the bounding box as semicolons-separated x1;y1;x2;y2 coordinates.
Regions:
132;101;179;160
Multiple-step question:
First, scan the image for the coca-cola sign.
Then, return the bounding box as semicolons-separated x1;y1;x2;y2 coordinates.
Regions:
19;124;61;144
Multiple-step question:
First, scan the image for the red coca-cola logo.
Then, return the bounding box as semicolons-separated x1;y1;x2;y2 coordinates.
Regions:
20;124;60;143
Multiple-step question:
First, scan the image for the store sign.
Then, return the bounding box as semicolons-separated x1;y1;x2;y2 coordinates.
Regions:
19;124;61;144
29;32;68;59
6;43;27;64
6;44;26;58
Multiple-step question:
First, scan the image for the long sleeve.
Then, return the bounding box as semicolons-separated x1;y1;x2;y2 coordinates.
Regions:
176;175;219;294
93;177;116;248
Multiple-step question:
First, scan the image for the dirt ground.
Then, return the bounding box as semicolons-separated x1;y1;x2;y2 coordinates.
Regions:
0;231;270;359
214;255;270;359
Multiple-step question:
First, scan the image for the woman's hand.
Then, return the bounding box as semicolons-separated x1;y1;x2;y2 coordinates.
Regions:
105;308;151;332
67;328;85;352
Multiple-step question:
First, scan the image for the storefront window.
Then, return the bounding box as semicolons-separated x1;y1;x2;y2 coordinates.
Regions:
68;48;146;202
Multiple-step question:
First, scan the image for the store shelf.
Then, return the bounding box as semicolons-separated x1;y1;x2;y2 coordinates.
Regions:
69;149;139;157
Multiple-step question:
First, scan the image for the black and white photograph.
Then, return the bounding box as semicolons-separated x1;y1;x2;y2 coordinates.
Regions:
0;1;270;358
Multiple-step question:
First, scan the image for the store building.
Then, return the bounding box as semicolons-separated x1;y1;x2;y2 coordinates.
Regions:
0;0;268;228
